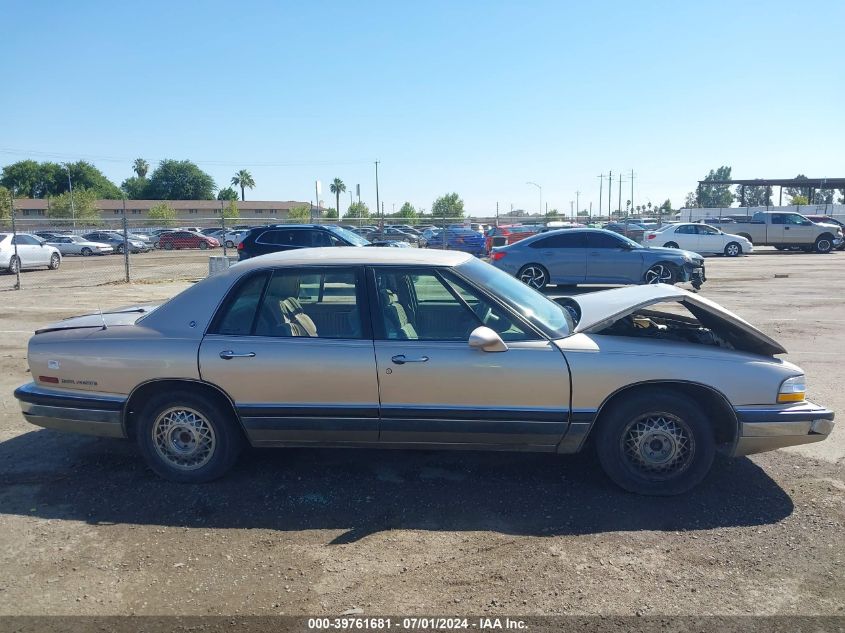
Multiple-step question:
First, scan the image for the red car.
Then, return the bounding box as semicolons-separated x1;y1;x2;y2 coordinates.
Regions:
157;231;220;250
485;225;540;253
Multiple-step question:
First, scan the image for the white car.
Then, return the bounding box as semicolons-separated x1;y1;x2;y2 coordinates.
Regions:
644;222;753;257
222;229;246;248
0;233;62;273
45;235;114;256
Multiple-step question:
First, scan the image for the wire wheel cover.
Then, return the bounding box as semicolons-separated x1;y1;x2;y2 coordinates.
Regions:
152;407;216;470
621;413;695;477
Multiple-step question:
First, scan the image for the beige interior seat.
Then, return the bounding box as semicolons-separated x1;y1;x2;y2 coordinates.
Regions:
381;289;418;339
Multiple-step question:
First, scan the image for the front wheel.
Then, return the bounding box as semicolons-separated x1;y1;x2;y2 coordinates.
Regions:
595;390;716;496
517;264;549;290
724;241;741;257
48;253;61;270
136;391;243;483
8;255;20;274
814;236;833;254
164;242;174;250
644;262;676;284
225;240;234;248
116;244;124;254
81;247;92;257
199;241;209;250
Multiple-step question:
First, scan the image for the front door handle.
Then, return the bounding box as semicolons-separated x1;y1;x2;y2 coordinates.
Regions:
391;354;429;364
219;350;256;360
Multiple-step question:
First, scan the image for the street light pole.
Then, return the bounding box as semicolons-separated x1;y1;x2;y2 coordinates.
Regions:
64;164;76;230
374;161;381;230
526;181;542;217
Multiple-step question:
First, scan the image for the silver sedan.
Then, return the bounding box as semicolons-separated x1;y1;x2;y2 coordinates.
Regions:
46;235;114;256
13;248;834;495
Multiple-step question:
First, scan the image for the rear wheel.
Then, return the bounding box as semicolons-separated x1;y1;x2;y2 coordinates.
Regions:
644;262;676;284
595;390;715;495
724;241;741;257
663;241;679;249
225;240;234;248
81;247;92;256
48;253;61;270
136;391;243;483
116;244;124;254
164;242;174;250
517;264;549;290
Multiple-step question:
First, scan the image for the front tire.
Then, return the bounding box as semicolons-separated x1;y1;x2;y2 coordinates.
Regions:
814;235;833;254
724;241;741;257
644;262;676;284
136;391;243;483
48;253;61;270
595;389;716;496
517;264;549;290
225;240;234;248
8;255;20;274
81;247;92;257
164;242;174;250
199;241;209;250
116;244;124;254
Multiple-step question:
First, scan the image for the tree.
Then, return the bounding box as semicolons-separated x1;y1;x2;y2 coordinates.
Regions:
133;158;149;179
121;176;149;199
0;159;121;198
146;159;216;200
47;188;102;223
217;186;239;201
577;209;589;217
324;207;338;219
288;204;311;220
736;185;771;207
344;201;370;218
223;199;240;220
545;208;560;219
147;202;177;227
231;169;256;201
431;192;464;221
839;189;845;204
697;166;734;208
0;186;10;225
790;195;809;206
329;178;346;218
784;175;810;202
812;189;834;204
397;202;417;219
684;191;698;208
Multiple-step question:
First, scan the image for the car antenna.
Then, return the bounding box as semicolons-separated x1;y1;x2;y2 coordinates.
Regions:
97;305;108;330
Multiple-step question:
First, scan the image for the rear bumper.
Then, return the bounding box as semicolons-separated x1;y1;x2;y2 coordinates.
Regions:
733;401;835;455
14;382;127;439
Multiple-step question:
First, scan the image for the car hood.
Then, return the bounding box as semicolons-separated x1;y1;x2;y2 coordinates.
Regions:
816;222;843;233
35;305;161;334
642;246;701;259
570;284;786;356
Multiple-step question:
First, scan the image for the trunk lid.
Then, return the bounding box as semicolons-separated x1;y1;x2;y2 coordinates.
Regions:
35;305;160;335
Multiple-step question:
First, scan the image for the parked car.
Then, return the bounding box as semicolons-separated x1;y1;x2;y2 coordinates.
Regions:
45;235;114;256
490;228;705;289
82;231;150;254
485;225;540;252
707;211;843;253
13;248;834;495
603;221;647;243
803;216;845;250
237;224;370;260
370;240;412;248
33;230;72;241
368;227;419;245
422;228;486;256
644;223;753;257
157;231;220;250
1;233;62;273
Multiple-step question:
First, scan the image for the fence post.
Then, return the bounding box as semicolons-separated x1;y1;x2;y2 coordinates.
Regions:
221;201;227;257
9;193;20;290
122;197;130;283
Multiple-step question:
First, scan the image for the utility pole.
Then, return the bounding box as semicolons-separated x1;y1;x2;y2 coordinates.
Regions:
374;161;380;229
496;201;499;227
618;173;623;215
630;169;635;215
597;174;603;217
569;200;574;220
575;190;580;218
607;171;612;218
64;164;76;230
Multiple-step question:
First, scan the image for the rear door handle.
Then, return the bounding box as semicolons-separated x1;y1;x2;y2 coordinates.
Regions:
219;350;256;360
391;354;429;364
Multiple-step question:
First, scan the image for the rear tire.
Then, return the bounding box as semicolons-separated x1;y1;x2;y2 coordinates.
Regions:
81;247;92;256
517;264;549;290
595;389;716;496
663;241;679;249
724;241;741;257
199;241;209;250
225;240;234;248
164;242;174;250
135;391;243;483
116;244;124;254
48;253;61;270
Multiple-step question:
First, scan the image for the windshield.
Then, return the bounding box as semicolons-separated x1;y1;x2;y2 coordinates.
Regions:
456;258;573;338
329;225;370;246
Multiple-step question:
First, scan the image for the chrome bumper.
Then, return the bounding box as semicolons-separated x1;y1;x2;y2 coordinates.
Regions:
14;382;127;439
733;401;835;456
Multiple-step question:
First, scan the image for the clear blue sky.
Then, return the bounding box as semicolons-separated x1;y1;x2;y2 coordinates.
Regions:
1;0;843;215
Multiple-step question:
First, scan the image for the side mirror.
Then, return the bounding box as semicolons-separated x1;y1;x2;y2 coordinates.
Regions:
468;326;508;353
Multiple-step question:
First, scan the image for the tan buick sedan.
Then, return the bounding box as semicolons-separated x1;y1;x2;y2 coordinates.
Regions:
14;248;834;495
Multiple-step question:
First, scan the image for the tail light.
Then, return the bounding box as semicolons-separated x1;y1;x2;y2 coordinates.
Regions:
491;251;506;261
237;242;244;250
647;233;657;240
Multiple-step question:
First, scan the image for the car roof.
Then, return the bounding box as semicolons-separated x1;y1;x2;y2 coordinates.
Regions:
231;246;473;271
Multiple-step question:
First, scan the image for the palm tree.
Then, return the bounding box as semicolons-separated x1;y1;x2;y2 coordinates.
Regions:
231;169;256;201
133;158;149;179
329;178;346;218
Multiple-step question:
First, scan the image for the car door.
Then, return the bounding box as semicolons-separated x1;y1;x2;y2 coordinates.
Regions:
695;224;722;253
585;231;640;283
671;224;700;251
199;266;380;445
526;232;587;284
12;235;43;267
781;213;817;244
370;266;570;447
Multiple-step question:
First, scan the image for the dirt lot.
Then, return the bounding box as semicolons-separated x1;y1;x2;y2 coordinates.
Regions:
0;249;843;616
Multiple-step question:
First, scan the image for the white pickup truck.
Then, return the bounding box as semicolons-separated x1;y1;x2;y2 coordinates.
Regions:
709;211;843;253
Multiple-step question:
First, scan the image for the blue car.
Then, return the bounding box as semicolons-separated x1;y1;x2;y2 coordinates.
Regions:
423;228;485;256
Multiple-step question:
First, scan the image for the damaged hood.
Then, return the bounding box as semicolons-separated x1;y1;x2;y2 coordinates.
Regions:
570;284;786;356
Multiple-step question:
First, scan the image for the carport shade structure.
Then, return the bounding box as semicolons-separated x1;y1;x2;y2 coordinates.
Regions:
695;177;845;207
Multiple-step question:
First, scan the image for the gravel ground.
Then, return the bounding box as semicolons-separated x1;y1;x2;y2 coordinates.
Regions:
0;249;843;616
